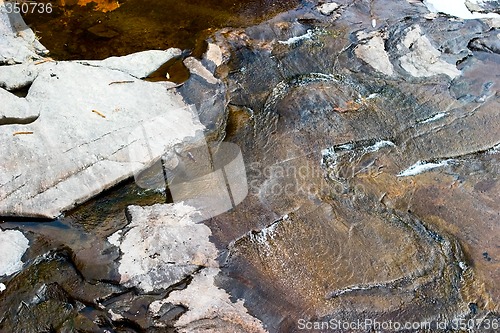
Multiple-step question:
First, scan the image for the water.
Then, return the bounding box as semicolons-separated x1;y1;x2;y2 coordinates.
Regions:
21;0;300;60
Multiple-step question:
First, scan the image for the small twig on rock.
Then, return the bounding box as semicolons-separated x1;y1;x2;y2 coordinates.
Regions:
13;131;34;136
34;57;54;65
92;110;106;118
109;80;135;85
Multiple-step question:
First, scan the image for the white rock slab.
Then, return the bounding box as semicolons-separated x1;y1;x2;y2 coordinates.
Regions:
0;87;38;125
130;203;268;332
0;3;48;64
0;59;203;218
0;228;29;276
109;203;218;293
76;49;182;79
317;2;340;16
0;62;39;90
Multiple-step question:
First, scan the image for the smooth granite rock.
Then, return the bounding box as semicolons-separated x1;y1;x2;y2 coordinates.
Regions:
0;3;48;64
0;228;29;276
0;62;39;90
76;49;182;79
0;87;38;125
0;57;204;218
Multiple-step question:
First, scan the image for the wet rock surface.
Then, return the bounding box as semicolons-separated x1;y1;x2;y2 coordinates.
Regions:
206;0;500;330
1;0;500;332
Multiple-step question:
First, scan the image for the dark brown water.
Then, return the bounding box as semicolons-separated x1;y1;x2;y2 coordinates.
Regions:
22;0;300;60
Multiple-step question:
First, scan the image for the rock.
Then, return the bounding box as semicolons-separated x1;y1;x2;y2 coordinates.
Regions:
0;4;48;64
398;25;462;78
2;0;500;332
77;49;182;79
0;229;29;276
109;203;267;331
0;88;38;125
201;1;500;329
0;250;124;332
86;23;120;39
0;63;39;90
178;56;228;142
153;268;268;333
424;0;500;19
468;31;500;53
465;0;500;14
109;203;218;293
205;43;223;67
184;57;219;85
0;56;204;218
317;2;339;16
354;32;395;76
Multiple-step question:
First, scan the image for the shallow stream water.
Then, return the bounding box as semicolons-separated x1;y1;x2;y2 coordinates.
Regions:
22;0;300;60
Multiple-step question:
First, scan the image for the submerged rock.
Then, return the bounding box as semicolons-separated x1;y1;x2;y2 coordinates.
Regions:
0;250;125;332
202;0;500;329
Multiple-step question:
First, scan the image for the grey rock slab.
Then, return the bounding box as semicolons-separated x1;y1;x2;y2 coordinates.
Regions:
179;56;228;141
109;203;218;293
76;49;182;79
354;32;395;76
0;60;203;218
466;0;500;14
398;25;461;78
0;4;48;64
0;87;38;125
469;31;500;53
